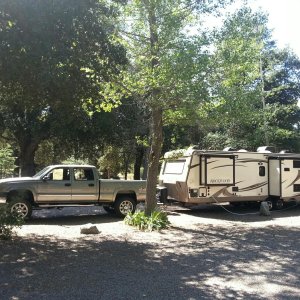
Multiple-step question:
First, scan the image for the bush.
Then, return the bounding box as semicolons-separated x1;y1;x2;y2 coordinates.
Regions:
124;209;170;231
0;204;24;240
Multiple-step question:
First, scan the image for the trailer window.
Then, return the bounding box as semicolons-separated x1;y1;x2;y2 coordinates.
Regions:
163;160;185;174
293;184;300;192
293;160;300;168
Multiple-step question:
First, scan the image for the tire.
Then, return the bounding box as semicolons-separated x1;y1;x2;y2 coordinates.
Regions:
266;199;273;211
114;196;136;218
273;198;284;210
103;205;116;214
9;198;32;219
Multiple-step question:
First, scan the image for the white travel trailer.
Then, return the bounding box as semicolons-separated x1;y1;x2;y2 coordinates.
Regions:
268;153;300;203
158;147;300;209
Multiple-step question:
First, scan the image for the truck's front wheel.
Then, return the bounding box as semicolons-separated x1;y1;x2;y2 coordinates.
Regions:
9;198;32;219
114;196;136;218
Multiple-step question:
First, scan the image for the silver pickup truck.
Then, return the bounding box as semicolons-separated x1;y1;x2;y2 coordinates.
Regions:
0;164;146;218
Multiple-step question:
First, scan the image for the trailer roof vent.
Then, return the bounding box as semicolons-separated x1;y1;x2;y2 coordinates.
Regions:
223;147;237;151
257;146;275;153
238;149;248;152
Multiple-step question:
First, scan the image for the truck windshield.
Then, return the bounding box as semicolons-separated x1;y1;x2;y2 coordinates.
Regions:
33;166;52;178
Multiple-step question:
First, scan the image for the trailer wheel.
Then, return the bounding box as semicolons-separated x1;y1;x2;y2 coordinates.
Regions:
266;199;273;211
273;198;284;210
114;196;136;218
9;198;32;219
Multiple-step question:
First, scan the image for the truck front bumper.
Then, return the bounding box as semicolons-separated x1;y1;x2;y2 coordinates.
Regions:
0;192;7;204
0;199;6;204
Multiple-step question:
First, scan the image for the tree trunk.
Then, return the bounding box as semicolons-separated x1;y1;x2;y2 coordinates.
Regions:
144;0;163;215
142;147;149;180
19;140;38;176
134;145;145;180
145;107;163;215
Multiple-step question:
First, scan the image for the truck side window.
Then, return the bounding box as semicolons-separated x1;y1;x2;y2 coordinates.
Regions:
49;168;70;181
84;169;94;180
259;166;265;176
74;168;94;181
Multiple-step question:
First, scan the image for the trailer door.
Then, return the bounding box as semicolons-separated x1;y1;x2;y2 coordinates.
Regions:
269;158;281;197
205;155;235;186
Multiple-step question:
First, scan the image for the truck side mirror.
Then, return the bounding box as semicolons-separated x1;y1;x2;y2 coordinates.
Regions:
42;174;51;181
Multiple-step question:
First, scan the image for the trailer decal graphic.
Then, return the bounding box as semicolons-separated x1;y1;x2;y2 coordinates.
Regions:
190;163;201;169
238;181;268;192
209;178;232;184
286;170;300;188
210;164;235;170
212;187;233;197
206;160;218;165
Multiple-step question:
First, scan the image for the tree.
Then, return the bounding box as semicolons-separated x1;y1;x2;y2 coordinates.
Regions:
262;48;300;151
203;6;300;151
118;0;232;214
205;7;265;148
0;0;127;175
110;96;149;179
0;142;15;178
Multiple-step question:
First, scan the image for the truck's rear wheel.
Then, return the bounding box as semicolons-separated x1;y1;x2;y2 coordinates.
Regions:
114;196;136;217
9;198;32;219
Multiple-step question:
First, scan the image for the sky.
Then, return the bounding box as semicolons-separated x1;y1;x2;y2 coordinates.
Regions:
249;0;300;57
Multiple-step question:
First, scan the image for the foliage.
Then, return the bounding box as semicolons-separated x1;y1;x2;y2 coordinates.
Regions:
99;145;124;178
124;208;170;231
0;144;15;178
99;96;149;179
208;8;265;129
117;0;233;214
199;6;300;152
0;0;127;175
0;204;24;240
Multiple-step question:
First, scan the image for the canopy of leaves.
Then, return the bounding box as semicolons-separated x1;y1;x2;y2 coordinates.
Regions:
199;6;300;151
0;0;127;174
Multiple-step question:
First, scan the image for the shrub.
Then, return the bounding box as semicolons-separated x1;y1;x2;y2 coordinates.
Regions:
0;204;24;240
124;209;170;231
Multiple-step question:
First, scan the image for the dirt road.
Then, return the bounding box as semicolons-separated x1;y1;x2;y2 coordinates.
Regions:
1;204;299;299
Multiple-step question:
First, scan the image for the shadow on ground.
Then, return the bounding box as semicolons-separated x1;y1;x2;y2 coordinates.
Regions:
26;207;119;226
1;222;299;299
169;202;300;223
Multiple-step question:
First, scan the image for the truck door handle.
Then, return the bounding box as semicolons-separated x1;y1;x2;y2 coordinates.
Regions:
88;183;94;187
65;183;71;186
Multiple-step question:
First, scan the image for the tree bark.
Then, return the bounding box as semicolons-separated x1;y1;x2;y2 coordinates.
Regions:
145;106;163;215
19;139;38;176
144;0;163;215
134;145;145;180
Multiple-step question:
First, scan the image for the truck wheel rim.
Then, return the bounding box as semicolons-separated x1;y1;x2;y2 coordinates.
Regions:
11;203;28;218
119;200;133;215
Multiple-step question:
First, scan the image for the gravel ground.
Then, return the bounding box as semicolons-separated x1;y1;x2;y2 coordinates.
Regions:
0;203;300;300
